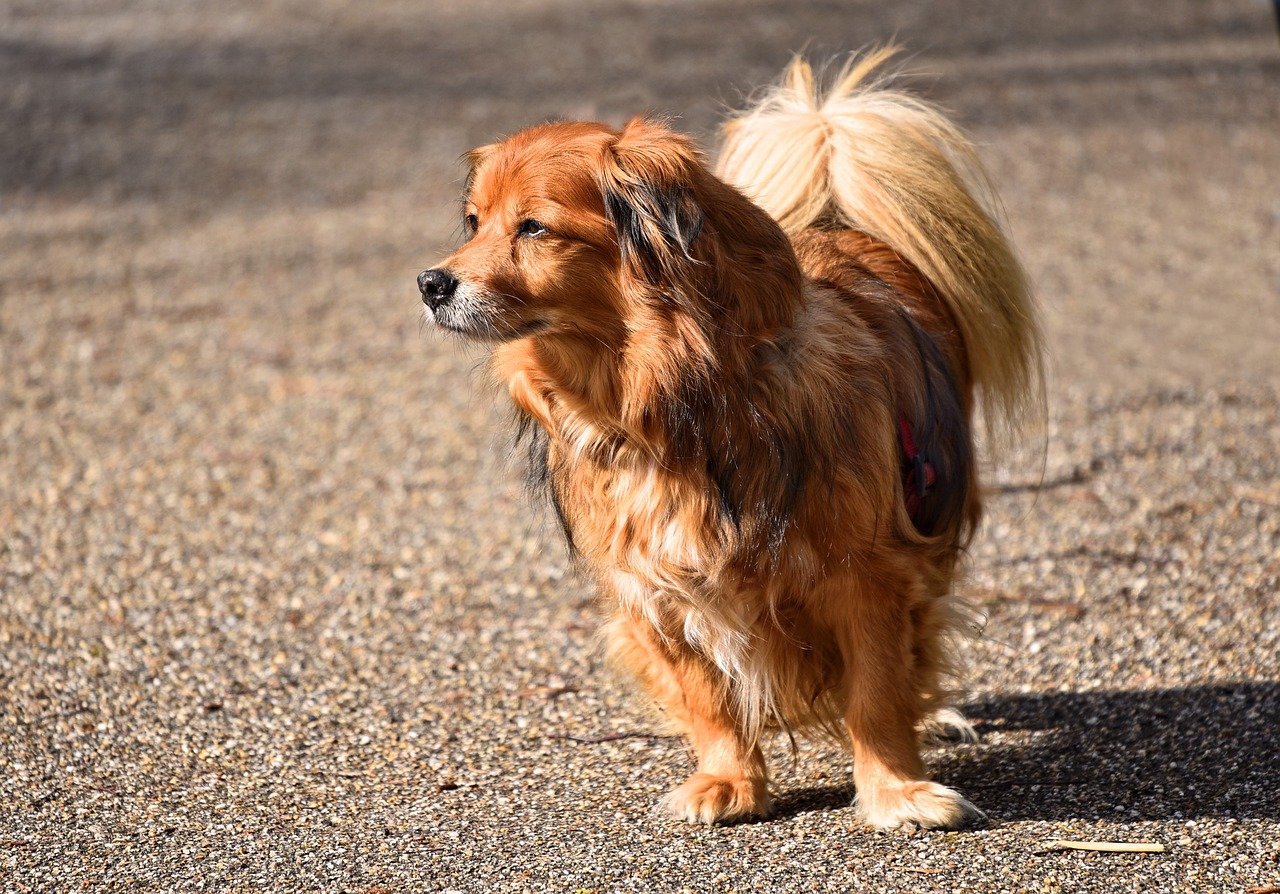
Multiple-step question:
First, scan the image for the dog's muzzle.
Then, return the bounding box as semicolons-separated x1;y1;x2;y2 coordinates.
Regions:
418;268;458;312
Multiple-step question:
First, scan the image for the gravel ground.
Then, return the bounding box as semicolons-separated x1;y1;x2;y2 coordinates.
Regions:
2;1;1279;891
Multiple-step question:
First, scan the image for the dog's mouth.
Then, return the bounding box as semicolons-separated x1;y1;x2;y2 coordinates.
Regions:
427;304;551;342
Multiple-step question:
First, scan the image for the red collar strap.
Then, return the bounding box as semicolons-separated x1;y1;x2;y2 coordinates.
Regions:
898;413;936;522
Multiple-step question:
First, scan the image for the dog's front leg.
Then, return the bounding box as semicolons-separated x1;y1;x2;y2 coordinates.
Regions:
605;613;772;824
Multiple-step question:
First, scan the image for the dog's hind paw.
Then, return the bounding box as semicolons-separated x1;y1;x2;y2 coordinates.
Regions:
856;780;986;831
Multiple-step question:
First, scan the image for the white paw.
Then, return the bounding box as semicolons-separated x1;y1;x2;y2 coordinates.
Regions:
920;707;978;744
856;780;986;830
660;772;773;825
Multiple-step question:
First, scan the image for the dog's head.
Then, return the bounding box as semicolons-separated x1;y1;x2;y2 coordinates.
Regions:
418;118;797;349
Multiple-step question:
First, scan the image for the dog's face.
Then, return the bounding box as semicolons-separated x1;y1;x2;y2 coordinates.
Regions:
418;119;709;345
420;122;621;342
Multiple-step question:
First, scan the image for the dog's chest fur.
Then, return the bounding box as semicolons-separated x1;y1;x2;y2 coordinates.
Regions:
543;416;778;674
555;435;724;597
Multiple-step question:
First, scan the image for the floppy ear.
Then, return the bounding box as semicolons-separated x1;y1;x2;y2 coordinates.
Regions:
600;118;706;289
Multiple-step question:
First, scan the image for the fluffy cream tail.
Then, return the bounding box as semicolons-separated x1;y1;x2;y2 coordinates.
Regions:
717;48;1043;440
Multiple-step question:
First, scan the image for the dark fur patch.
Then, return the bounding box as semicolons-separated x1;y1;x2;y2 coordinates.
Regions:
761;427;808;557
668;376;809;563
603;189;655;267
603;182;704;289
895;308;972;539
513;414;576;556
705;451;743;531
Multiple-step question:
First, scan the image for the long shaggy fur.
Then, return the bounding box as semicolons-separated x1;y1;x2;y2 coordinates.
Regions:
419;49;1042;829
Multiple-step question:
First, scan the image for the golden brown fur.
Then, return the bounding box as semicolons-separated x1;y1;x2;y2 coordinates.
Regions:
418;50;1041;829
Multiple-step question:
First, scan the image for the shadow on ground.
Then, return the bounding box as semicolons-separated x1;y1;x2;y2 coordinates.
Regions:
774;682;1280;823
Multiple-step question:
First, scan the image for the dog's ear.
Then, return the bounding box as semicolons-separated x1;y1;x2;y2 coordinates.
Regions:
600;118;706;288
462;143;497;197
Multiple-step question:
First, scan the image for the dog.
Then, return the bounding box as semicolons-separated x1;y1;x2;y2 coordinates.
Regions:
417;49;1041;829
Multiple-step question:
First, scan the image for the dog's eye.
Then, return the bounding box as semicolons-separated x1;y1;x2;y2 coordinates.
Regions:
518;219;547;238
464;213;478;233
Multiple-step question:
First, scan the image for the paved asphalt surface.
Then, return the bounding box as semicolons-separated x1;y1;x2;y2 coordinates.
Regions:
2;1;1279;891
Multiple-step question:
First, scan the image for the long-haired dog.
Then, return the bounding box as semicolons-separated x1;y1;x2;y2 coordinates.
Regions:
417;49;1041;829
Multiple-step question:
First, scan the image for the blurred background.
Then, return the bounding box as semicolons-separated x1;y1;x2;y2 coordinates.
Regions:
2;2;1278;891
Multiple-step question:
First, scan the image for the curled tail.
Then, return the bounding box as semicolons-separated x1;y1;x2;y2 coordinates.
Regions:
716;48;1043;441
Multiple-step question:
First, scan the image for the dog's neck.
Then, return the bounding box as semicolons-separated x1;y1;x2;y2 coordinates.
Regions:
495;315;806;477
494;325;684;461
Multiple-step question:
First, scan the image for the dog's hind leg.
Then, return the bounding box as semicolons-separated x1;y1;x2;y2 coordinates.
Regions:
604;613;772;824
828;574;985;831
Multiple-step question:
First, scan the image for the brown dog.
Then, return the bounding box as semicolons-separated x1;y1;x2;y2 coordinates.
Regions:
418;50;1041;829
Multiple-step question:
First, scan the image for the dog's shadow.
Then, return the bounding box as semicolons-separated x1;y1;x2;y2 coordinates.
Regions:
773;682;1280;823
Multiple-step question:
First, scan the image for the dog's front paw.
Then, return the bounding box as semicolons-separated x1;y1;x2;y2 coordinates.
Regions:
660;772;773;825
856;780;985;831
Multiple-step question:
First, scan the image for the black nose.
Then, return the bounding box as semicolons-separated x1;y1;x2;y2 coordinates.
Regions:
417;268;458;311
